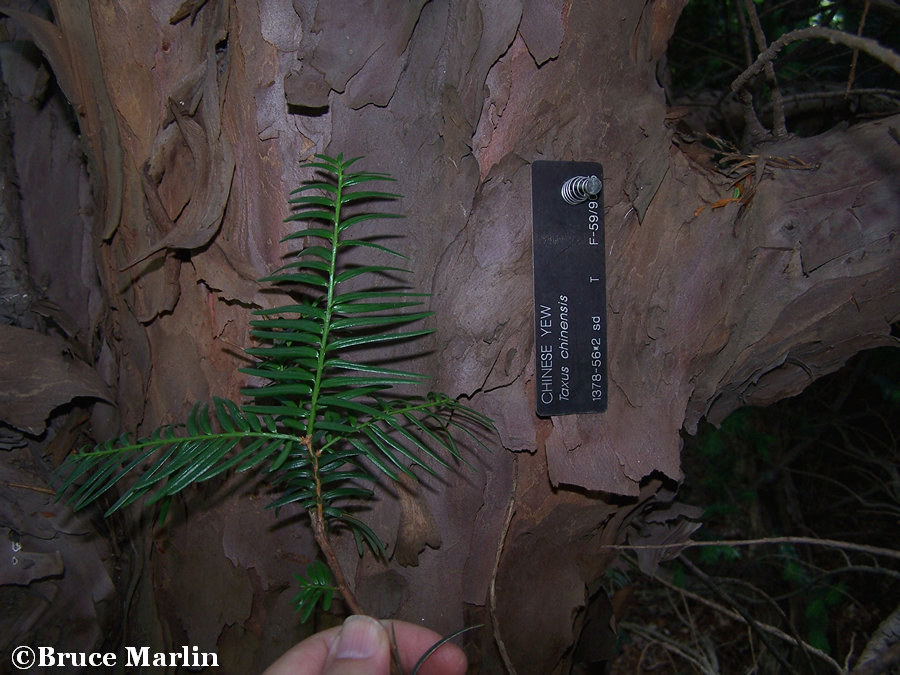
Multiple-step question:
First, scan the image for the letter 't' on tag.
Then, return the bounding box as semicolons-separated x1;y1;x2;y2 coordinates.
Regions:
531;161;608;416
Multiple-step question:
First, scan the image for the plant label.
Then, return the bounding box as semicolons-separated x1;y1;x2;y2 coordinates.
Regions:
532;161;608;416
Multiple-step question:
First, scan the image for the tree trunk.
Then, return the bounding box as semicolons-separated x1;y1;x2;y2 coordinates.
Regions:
2;0;897;671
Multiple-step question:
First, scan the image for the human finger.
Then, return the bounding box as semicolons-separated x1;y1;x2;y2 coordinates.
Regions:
381;620;468;675
321;615;391;675
261;624;341;675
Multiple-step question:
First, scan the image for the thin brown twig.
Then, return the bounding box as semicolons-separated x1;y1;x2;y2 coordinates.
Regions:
490;460;518;675
5;481;56;495
846;0;871;97
309;511;363;616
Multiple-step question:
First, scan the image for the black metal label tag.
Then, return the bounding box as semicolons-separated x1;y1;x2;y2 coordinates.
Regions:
532;161;608;416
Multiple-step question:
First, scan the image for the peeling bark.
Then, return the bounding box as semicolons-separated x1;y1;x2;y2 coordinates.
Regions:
1;0;897;671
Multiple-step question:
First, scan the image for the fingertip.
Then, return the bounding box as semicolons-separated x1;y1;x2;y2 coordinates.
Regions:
422;641;469;675
323;615;391;675
334;615;385;659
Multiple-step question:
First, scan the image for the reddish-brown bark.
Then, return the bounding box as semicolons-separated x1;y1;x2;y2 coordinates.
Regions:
1;0;897;670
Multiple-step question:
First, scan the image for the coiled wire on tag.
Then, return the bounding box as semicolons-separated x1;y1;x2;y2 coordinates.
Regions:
560;175;602;205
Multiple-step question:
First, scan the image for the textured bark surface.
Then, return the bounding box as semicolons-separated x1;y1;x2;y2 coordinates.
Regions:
1;0;898;671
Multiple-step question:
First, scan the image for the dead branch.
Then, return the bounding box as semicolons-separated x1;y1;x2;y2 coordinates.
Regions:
5;481;56;495
693;566;819;670
737;88;771;145
764;87;900;110
680;556;798;673
490;460;518;675
607;536;900;562
845;0;871;96
620;621;720;675
643;562;845;673
741;0;788;137
731;27;900;95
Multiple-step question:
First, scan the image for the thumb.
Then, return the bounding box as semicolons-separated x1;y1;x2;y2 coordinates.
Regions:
322;615;391;675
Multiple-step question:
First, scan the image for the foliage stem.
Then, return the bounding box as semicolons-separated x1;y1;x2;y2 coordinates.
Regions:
300;159;364;619
310;508;363;616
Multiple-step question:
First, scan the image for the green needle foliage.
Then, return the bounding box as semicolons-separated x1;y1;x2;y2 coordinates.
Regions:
56;153;494;620
293;560;337;623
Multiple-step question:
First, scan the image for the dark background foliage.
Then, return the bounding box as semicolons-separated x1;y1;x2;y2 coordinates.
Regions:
609;346;900;673
668;0;900;138
607;1;900;670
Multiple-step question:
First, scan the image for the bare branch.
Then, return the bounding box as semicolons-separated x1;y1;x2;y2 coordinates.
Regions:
620;621;720;675
738;89;771;145
845;0;871;96
741;0;788;137
490;460;518;675
643;567;845;674
607;536;900;562
731;27;900;95
680;556;798;673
